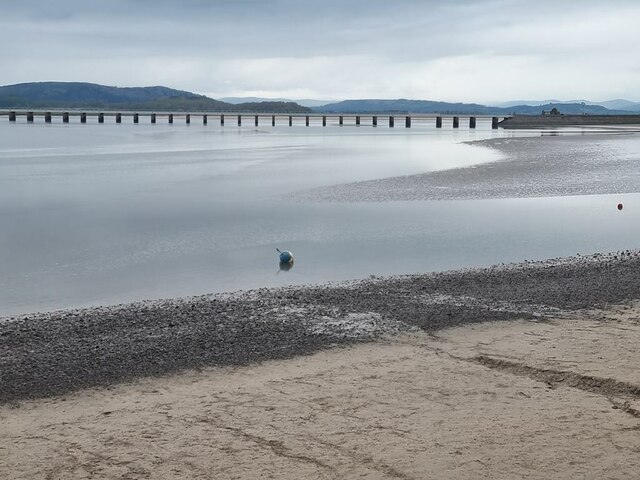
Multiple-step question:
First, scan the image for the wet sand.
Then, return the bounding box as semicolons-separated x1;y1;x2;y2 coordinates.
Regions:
2;304;639;479
291;133;640;201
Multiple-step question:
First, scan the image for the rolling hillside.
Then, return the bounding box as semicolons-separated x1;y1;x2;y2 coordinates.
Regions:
313;99;630;115
0;82;311;113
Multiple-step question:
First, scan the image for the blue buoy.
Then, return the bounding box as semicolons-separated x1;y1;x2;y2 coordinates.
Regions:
276;248;293;264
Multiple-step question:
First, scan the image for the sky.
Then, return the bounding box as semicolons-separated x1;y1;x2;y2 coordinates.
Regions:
2;0;640;103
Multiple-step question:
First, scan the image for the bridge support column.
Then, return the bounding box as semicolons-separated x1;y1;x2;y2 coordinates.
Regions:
389;116;394;128
339;116;343;126
151;113;156;124
289;116;292;126
306;116;309;126
81;113;87;123
220;114;224;126
203;114;207;125
98;113;104;123
186;114;190;125
116;113;122;124
255;115;259;126
272;115;275;126
133;113;139;124
355;116;360;126
372;116;377;127
322;116;326;126
63;112;70;123
9;111;16;122
492;117;499;129
436;116;442;128
469;117;476;129
237;115;242;126
45;112;52;123
27;112;34;123
168;114;173;124
453;116;459;128
405;116;411;128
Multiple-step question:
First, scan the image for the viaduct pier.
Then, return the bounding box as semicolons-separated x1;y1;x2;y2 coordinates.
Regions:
1;111;504;129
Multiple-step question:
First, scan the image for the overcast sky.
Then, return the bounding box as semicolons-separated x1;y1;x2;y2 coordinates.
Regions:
2;0;639;103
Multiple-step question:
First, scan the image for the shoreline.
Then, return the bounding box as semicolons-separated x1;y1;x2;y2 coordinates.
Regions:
2;249;640;404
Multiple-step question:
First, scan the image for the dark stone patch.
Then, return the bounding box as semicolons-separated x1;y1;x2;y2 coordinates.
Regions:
1;250;639;404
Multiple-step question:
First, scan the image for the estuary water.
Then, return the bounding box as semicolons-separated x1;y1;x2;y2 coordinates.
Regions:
1;118;639;315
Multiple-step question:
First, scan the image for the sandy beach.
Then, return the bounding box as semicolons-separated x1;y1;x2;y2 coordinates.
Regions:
2;303;639;479
2;251;640;478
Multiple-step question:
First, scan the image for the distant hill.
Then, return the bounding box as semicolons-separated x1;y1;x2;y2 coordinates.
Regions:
221;97;332;108
3;83;637;115
495;98;640;112
231;101;314;113
0;82;311;113
494;99;564;108
504;103;623;115
596;99;640;112
313;99;496;114
313;99;632;115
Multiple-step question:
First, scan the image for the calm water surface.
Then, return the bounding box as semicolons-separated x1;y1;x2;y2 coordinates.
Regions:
1;119;639;315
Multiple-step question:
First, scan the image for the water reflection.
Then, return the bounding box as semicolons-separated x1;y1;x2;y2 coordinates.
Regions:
278;260;295;272
1;122;640;315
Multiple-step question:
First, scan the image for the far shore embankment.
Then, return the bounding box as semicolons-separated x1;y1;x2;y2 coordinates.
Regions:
499;114;640;129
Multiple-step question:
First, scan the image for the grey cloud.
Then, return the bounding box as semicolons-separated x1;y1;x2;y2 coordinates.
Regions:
1;0;639;102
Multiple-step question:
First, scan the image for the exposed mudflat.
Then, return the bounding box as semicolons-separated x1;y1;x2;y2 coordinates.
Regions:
290;133;640;201
2;249;640;404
